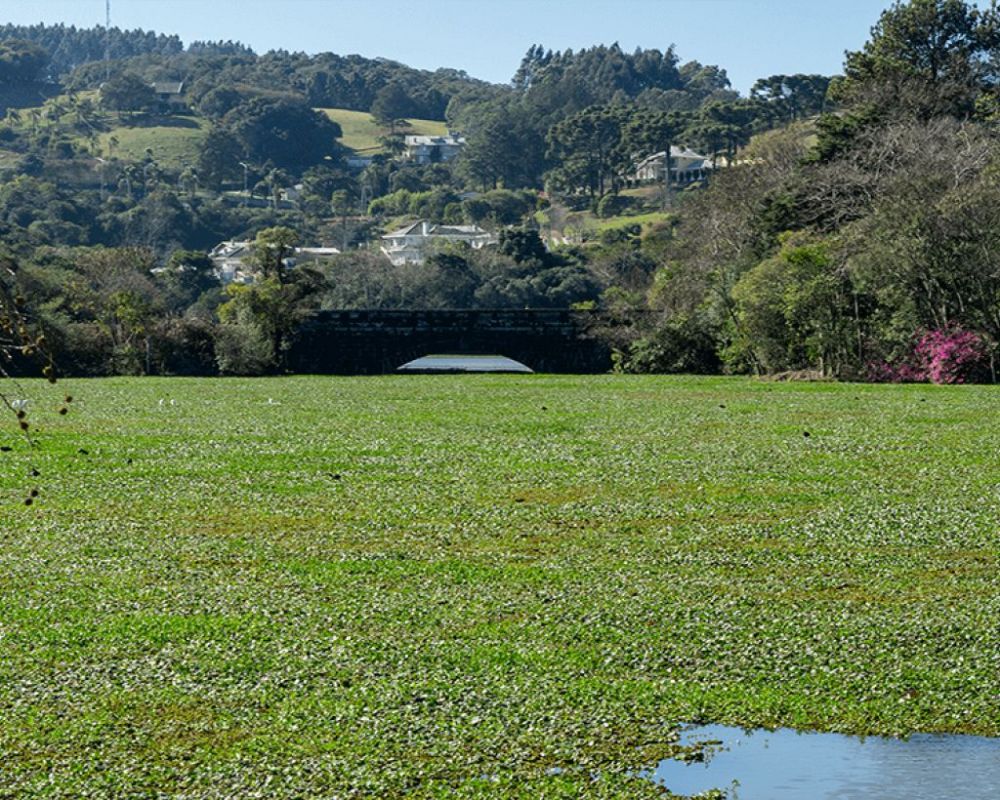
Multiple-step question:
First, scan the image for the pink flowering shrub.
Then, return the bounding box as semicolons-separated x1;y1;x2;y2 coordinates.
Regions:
868;328;990;384
866;359;923;383
913;329;988;384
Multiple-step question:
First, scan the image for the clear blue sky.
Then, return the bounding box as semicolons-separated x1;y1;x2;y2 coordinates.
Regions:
6;0;900;93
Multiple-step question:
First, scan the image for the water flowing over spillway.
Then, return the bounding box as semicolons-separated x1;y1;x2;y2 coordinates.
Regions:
397;354;534;373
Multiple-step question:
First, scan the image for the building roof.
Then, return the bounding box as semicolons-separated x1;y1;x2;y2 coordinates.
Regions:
152;81;184;95
635;146;711;169
382;221;490;239
209;240;251;259
382;220;426;238
210;241;340;261
297;247;341;257
403;134;466;147
433;225;489;236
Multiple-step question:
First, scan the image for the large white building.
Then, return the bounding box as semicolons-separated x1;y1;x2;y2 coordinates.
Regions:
634;146;714;185
208;241;341;284
380;220;496;266
402;133;466;164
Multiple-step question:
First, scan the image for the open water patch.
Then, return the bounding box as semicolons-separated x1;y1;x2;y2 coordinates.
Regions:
650;724;1000;799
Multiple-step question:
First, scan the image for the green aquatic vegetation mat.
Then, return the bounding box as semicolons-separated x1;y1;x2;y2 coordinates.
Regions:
0;376;997;797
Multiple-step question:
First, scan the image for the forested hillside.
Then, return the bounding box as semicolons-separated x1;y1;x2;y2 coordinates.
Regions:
0;0;997;382
615;0;1000;383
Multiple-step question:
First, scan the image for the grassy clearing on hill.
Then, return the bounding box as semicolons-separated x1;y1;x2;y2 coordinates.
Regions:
94;117;208;170
319;107;449;152
544;207;673;243
0;376;997;798
593;210;672;232
4;95;209;171
0;148;20;169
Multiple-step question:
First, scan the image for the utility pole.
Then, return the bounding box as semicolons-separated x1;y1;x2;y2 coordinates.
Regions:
104;0;112;82
239;161;250;206
95;156;107;201
359;182;371;216
662;146;673;211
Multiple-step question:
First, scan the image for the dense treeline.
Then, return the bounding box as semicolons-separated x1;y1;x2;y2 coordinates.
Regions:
0;23;185;80
63;48;495;122
1;1;998;383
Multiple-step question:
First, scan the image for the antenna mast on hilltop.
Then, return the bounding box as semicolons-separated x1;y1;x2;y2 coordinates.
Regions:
104;0;111;80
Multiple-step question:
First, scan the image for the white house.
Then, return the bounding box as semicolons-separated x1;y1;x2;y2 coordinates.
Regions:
209;241;341;283
634;146;714;185
209;240;254;284
403;133;466;164
286;247;341;267
380;220;496;266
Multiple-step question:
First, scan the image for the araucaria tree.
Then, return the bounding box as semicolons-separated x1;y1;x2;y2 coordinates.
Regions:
545;105;633;198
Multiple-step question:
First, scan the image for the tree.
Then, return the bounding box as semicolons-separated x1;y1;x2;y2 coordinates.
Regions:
196;127;243;188
750;74;833;121
330;189;353;250
264;168;291;210
247;226;298;283
216;238;321;374
59;247;164;375
215;280;289;374
377;133;406;157
461;189;535;226
840;0;997;119
698;100;758;164
546;105;633;198
730;234;852;375
370;82;413;131
223;98;343;176
0;39;48;85
159;249;219;309
99;73;156;114
841;120;1000;352
458;108;516;189
457;101;547;189
196;86;245;119
0;251;66;506
497;227;549;265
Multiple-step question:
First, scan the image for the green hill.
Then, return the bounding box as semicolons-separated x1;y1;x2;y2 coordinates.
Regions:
318;107;449;153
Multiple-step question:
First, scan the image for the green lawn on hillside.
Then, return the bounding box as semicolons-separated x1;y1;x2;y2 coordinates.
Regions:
4;95;209;171
0;148;19;169
544;208;673;243
0;376;997;798
319;107;449;152
593;210;672;232
95;117;208;170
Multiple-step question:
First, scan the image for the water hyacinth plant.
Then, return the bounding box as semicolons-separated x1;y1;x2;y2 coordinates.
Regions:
0;375;998;798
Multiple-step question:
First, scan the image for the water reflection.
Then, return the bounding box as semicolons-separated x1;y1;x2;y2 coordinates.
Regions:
652;724;1000;799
